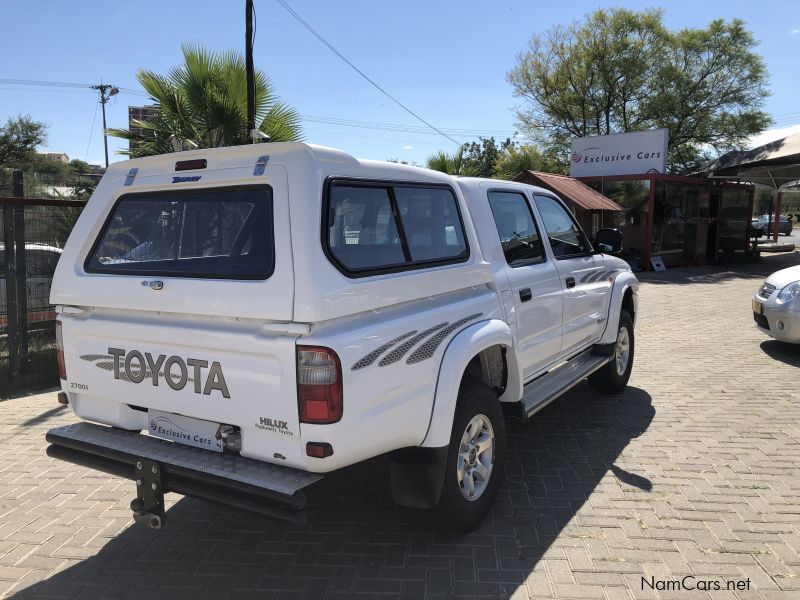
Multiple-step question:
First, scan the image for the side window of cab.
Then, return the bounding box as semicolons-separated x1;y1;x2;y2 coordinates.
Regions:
487;191;545;266
533;195;592;259
324;181;469;277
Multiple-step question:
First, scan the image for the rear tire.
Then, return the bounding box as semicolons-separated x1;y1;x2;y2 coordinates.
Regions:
589;311;634;393
433;381;505;534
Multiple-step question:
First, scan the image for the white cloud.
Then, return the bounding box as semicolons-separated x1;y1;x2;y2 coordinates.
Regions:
790;28;800;34
403;145;413;150
747;123;800;149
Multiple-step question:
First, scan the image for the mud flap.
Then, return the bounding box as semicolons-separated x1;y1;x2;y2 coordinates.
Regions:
389;446;448;509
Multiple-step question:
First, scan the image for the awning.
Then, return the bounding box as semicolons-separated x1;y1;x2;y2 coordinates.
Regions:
514;171;623;211
698;131;800;189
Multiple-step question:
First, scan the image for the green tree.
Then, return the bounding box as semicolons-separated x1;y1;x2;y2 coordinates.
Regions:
32;157;70;176
108;44;302;156
0;115;47;169
461;138;513;178
68;159;93;174
493;144;566;179
507;9;771;173
426;137;565;180
425;147;474;176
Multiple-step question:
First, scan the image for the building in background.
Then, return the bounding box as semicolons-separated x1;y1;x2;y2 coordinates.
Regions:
514;129;755;271
127;105;159;154
39;152;70;164
579;175;753;270
514;171;623;237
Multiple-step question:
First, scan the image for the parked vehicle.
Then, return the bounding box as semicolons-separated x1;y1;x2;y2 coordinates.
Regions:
0;243;63;314
46;144;639;533
753;264;800;344
756;214;793;237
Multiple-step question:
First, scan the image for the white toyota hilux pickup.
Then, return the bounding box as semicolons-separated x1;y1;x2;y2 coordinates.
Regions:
47;143;638;533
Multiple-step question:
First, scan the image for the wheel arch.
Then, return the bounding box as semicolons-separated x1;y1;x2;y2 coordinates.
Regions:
600;271;639;345
420;318;519;448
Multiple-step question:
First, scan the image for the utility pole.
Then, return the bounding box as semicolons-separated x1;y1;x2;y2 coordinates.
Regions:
91;83;119;168
245;0;256;141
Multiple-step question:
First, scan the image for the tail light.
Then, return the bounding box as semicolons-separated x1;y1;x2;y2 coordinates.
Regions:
56;319;67;381
56;319;66;380
297;346;342;424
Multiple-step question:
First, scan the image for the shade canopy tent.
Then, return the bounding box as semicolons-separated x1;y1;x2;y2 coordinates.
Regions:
701;131;800;240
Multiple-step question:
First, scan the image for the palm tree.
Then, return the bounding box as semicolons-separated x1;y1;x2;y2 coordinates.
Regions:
425;147;474;176
108;44;302;157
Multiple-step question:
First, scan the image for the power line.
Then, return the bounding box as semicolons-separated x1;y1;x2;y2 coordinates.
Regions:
0;79;513;138
84;98;99;162
0;78;149;97
0;85;94;95
0;78;91;89
301;114;516;137
304;127;473;147
273;0;461;147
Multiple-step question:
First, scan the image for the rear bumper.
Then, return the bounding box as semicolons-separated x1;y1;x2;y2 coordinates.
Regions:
46;422;322;527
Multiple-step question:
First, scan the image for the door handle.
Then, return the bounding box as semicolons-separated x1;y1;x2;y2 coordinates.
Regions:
519;288;532;302
565;277;576;289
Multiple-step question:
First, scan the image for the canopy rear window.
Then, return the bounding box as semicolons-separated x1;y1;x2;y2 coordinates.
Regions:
85;186;274;280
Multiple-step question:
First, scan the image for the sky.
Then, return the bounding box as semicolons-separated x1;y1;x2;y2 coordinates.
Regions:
1;0;798;168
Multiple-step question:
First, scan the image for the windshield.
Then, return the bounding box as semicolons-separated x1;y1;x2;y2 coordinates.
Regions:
85;186;274;280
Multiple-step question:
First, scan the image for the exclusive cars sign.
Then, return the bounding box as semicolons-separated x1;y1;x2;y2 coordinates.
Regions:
570;129;669;177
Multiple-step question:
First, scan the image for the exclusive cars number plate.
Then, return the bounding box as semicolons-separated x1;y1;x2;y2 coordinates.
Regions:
148;409;223;452
752;299;764;314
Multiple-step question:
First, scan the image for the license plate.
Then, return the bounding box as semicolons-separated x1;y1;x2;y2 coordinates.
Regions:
752;299;764;314
148;410;223;452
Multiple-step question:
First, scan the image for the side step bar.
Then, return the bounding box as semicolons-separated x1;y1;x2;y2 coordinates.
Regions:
46;422;322;528
520;349;610;418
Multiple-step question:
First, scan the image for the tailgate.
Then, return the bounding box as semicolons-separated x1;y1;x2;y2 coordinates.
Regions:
60;310;306;468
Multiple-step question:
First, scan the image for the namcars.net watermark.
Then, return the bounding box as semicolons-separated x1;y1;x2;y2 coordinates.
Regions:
642;576;751;592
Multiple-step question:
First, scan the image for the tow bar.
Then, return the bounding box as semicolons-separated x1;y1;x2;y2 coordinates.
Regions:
131;458;165;529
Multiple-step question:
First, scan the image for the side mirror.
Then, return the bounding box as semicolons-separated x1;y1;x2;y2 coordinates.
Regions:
594;228;623;254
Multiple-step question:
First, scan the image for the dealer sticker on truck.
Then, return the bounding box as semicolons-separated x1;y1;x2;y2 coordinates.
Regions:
148;409;224;452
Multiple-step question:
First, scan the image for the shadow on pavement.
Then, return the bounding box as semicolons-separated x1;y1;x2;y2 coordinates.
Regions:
638;251;799;286
19;404;67;427
13;385;654;599
0;387;60;403
760;339;800;367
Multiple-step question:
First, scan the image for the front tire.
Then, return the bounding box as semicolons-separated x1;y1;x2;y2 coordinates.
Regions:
589;311;635;393
433;381;505;534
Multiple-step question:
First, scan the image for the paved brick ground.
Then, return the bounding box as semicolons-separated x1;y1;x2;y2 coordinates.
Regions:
2;253;800;600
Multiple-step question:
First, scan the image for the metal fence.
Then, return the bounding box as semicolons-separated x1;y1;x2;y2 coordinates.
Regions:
1;171;86;394
0;169;99;201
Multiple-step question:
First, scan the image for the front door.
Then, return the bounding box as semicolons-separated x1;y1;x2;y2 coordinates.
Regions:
533;195;610;357
487;190;563;380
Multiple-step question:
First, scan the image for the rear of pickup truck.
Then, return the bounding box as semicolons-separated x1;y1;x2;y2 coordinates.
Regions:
47;149;330;527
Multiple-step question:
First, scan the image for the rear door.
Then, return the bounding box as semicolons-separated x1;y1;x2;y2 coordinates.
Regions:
60;311;302;463
53;166;294;321
56;167;305;465
532;195;610;356
486;190;563;379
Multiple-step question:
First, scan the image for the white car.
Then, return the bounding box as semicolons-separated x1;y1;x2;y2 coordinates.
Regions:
46;143;638;533
753;264;800;343
0;243;63;314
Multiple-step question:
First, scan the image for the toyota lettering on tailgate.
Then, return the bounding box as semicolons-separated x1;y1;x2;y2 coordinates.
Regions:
106;347;230;398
